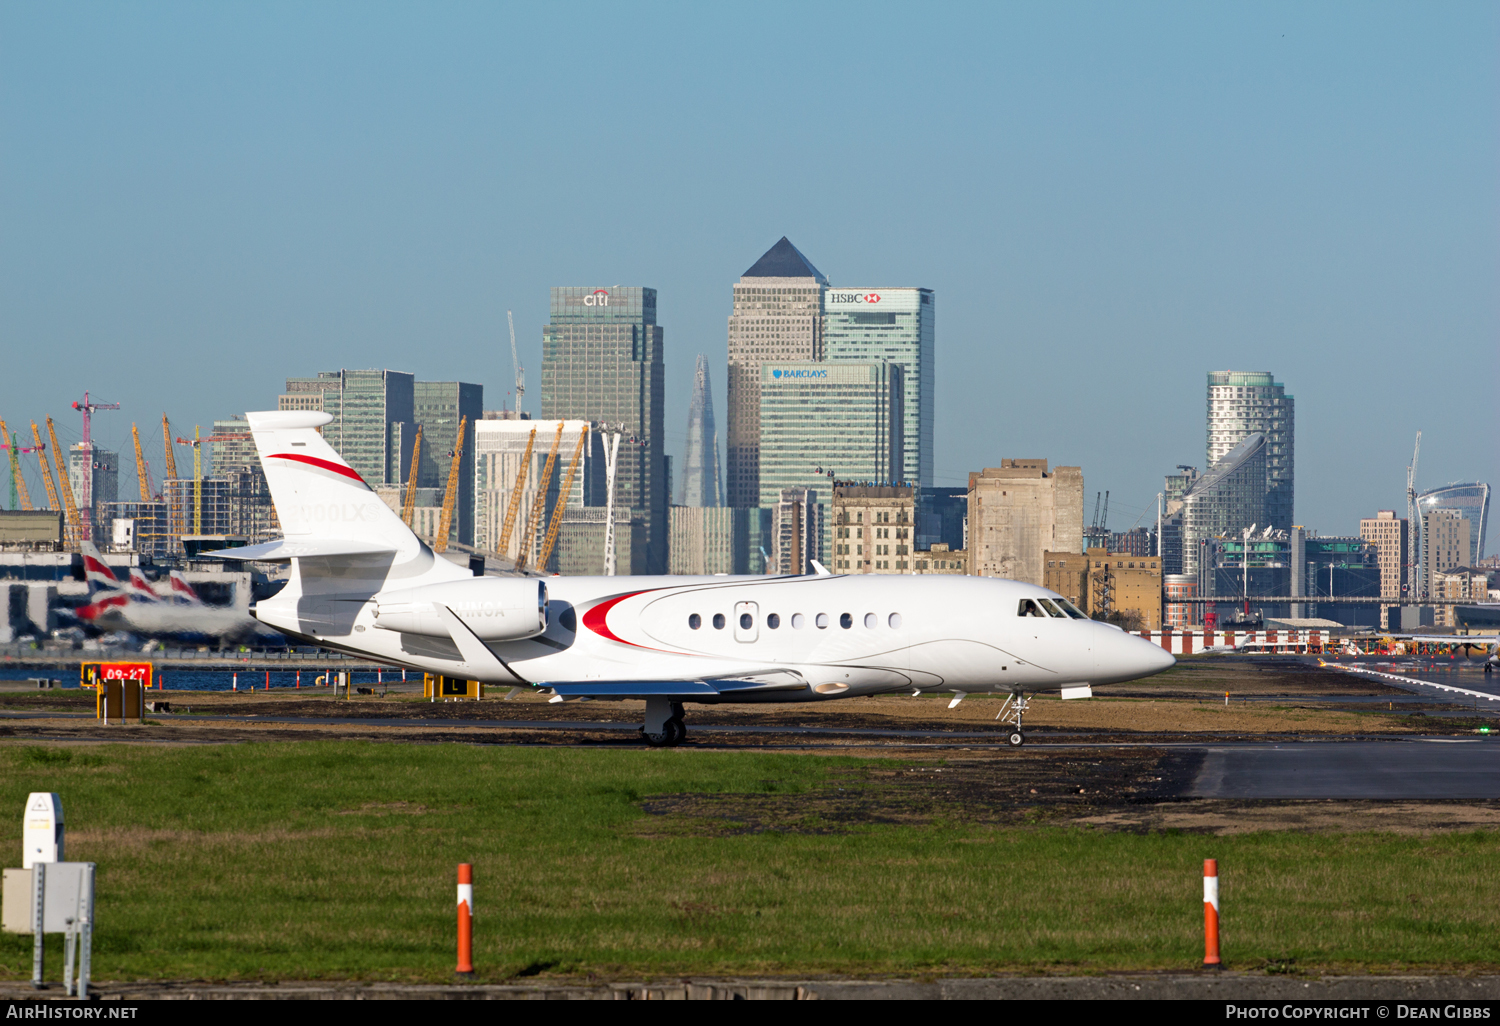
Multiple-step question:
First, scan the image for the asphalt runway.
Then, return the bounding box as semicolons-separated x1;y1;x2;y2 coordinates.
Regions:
1189;740;1500;799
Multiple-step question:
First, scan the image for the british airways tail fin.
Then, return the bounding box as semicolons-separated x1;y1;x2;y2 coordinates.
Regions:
79;541;120;592
168;570;201;604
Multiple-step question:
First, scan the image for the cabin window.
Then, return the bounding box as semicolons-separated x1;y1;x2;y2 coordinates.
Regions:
840;613;853;629
815;613;829;629
888;612;902;629
712;613;726;630
739;613;753;630
688;613;701;630
864;612;877;628
767;613;780;629
791;613;806;629
1018;599;1046;617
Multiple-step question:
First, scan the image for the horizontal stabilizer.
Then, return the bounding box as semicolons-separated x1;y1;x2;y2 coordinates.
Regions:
199;538;398;561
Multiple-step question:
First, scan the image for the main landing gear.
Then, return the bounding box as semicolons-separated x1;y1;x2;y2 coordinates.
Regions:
642;697;687;748
996;691;1030;746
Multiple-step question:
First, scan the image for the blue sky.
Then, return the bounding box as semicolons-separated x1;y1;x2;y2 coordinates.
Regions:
1;2;1494;540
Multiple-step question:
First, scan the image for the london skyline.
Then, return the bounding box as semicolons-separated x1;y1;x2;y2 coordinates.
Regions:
1;2;1494;537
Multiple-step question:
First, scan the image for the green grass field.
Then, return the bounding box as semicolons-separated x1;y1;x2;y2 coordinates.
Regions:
1;742;1497;981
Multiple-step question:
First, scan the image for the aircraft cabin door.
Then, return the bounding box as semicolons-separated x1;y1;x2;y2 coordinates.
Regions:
734;601;759;643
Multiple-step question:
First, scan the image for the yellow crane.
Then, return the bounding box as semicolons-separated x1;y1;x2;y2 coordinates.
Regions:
30;423;60;514
160;414;179;481
44;418;82;549
131;422;154;502
1;418;35;511
401;424;424;528
433;416;468;554
536;425;588;573
495;426;536;560
514;422;563;572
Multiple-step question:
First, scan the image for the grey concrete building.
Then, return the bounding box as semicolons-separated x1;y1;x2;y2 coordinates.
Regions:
968;460;1084;587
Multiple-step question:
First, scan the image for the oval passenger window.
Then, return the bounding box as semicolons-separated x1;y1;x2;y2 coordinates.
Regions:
791;613;805;629
713;613;726;630
688;613;701;630
767;613;780;629
840;613;853;629
815;613;829;629
863;613;877;629
888;612;902;629
739;613;753;630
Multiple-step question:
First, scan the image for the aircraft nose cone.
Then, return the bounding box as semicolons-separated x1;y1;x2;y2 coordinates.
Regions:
1144;639;1176;675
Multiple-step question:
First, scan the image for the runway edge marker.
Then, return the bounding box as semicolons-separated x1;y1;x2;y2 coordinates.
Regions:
1203;858;1221;968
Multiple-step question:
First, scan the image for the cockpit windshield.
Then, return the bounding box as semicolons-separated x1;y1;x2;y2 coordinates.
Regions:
1053;597;1090;620
1038;598;1068;618
1018;599;1047;618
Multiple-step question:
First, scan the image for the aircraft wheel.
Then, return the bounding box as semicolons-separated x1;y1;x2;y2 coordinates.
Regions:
668;717;686;742
1007;730;1026;747
642;726;674;747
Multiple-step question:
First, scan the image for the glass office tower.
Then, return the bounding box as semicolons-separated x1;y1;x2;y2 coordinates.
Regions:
758;361;902;561
541;286;667;574
824;287;933;488
280;369;415;488
1416;482;1490;565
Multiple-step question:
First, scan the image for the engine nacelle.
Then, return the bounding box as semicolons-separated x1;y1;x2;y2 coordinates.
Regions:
372;578;548;642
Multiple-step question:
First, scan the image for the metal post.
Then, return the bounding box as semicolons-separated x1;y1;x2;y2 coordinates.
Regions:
31;862;45;989
78;864;93;1000
63;921;76;997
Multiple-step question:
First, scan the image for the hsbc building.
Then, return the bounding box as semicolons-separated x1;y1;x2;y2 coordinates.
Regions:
823;287;933;488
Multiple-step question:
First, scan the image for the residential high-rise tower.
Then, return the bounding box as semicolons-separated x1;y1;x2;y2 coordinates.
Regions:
1206;371;1293;531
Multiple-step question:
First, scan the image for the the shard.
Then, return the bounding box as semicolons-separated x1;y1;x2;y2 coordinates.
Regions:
679;354;723;507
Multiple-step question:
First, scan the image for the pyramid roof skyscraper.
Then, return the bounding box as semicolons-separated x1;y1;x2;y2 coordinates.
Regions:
742;237;828;283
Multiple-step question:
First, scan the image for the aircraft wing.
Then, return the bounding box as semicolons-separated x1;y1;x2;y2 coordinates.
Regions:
546;674;808;699
1376;634;1499;644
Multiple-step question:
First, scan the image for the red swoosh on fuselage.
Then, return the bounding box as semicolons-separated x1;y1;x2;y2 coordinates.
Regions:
268;453;368;486
582;591;658;648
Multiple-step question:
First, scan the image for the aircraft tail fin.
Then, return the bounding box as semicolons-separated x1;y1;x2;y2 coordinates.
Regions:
168;570;201;604
244;411;433;567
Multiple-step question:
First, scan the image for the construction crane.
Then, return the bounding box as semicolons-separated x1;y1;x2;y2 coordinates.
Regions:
514;422;564;572
507;310;525;415
131;423;154;502
30;423;60;515
70;392;119;541
44;418;83;549
174;428;240;536
496;426;536;559
400;425;423;528
536;425;588;572
433;416;468;554
1406;431;1422;602
160;414;179;481
0;418;37;511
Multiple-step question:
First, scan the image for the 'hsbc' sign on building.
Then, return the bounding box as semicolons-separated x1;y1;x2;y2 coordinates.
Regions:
827;291;885;305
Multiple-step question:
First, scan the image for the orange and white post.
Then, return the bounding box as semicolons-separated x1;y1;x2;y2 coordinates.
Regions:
1203;858;1221;967
456;863;475;976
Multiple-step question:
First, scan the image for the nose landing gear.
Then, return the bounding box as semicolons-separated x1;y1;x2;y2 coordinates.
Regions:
642;698;687;748
996;691;1030;746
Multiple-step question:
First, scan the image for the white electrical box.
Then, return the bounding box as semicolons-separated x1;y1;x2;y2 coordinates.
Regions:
23;793;63;869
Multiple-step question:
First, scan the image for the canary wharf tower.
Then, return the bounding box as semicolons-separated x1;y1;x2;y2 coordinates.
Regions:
726;238;828;508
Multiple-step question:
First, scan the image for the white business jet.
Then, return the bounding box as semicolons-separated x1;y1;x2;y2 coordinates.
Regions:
218;411;1175;747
